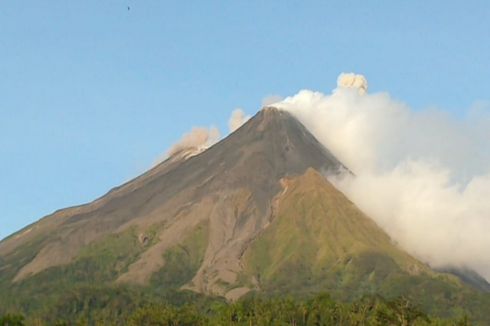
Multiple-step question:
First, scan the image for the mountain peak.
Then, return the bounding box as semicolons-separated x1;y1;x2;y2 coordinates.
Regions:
260;105;281;113
241;106;289;131
2;107;346;284
1;104;488;321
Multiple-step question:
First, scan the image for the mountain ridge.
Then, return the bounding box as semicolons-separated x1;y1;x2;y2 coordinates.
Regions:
1;107;345;286
1;107;489;322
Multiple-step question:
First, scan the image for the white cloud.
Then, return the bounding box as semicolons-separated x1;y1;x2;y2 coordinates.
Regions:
276;73;490;281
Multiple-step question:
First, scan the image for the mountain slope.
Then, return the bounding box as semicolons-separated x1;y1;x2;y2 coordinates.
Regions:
0;108;344;290
0;107;489;322
242;168;431;295
238;169;490;321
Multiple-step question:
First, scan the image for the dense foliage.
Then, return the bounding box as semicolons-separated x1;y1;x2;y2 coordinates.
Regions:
1;227;489;324
0;293;473;325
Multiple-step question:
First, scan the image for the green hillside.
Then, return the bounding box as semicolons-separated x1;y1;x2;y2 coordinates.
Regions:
1;169;489;324
240;169;490;321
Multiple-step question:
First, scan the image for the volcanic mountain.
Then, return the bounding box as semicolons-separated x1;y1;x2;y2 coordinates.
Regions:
0;107;489;319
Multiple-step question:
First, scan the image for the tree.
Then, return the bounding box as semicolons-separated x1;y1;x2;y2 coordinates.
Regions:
0;314;25;326
375;297;429;326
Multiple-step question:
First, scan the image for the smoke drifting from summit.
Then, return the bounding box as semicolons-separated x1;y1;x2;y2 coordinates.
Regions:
276;73;490;281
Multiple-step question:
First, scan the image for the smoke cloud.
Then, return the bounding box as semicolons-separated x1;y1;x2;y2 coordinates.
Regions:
337;73;368;94
157;108;251;167
167;126;220;157
276;73;490;281
228;109;251;133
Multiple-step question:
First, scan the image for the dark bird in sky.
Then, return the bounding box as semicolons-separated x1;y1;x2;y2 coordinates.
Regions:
128;6;130;11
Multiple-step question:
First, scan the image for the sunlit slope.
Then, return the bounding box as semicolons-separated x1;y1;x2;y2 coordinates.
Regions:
241;169;490;319
244;168;430;292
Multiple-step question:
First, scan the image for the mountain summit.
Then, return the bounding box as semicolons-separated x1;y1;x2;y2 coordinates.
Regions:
1;108;345;293
1;107;488;318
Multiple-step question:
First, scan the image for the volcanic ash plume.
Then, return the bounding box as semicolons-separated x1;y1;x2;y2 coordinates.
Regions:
228;109;250;132
337;73;368;94
157;107;250;167
276;72;490;281
167;126;220;157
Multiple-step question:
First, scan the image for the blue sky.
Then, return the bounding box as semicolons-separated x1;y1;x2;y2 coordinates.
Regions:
1;1;490;240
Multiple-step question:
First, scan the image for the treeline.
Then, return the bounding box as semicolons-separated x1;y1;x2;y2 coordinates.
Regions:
0;293;471;326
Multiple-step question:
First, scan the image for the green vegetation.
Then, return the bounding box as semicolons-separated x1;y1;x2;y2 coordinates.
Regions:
243;171;427;296
0;227;155;319
0;313;24;326
0;224;219;324
150;222;209;289
0;293;473;325
239;171;490;323
1;173;489;324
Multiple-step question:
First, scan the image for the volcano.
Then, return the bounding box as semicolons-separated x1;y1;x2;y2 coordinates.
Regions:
0;107;489;319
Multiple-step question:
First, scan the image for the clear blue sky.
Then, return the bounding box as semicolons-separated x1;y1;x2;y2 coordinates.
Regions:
1;1;490;240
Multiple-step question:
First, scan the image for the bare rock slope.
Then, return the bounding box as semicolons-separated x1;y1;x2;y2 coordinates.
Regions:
0;107;485;305
1;108;342;290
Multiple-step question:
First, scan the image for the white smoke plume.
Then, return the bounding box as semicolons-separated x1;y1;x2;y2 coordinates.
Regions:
167;126;220;157
276;73;490;281
228;109;251;133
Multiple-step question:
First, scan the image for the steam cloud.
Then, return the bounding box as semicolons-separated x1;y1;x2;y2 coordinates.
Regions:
276;74;490;281
228;109;251;132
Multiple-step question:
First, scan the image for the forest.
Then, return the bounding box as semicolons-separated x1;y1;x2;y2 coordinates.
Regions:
0;293;471;325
